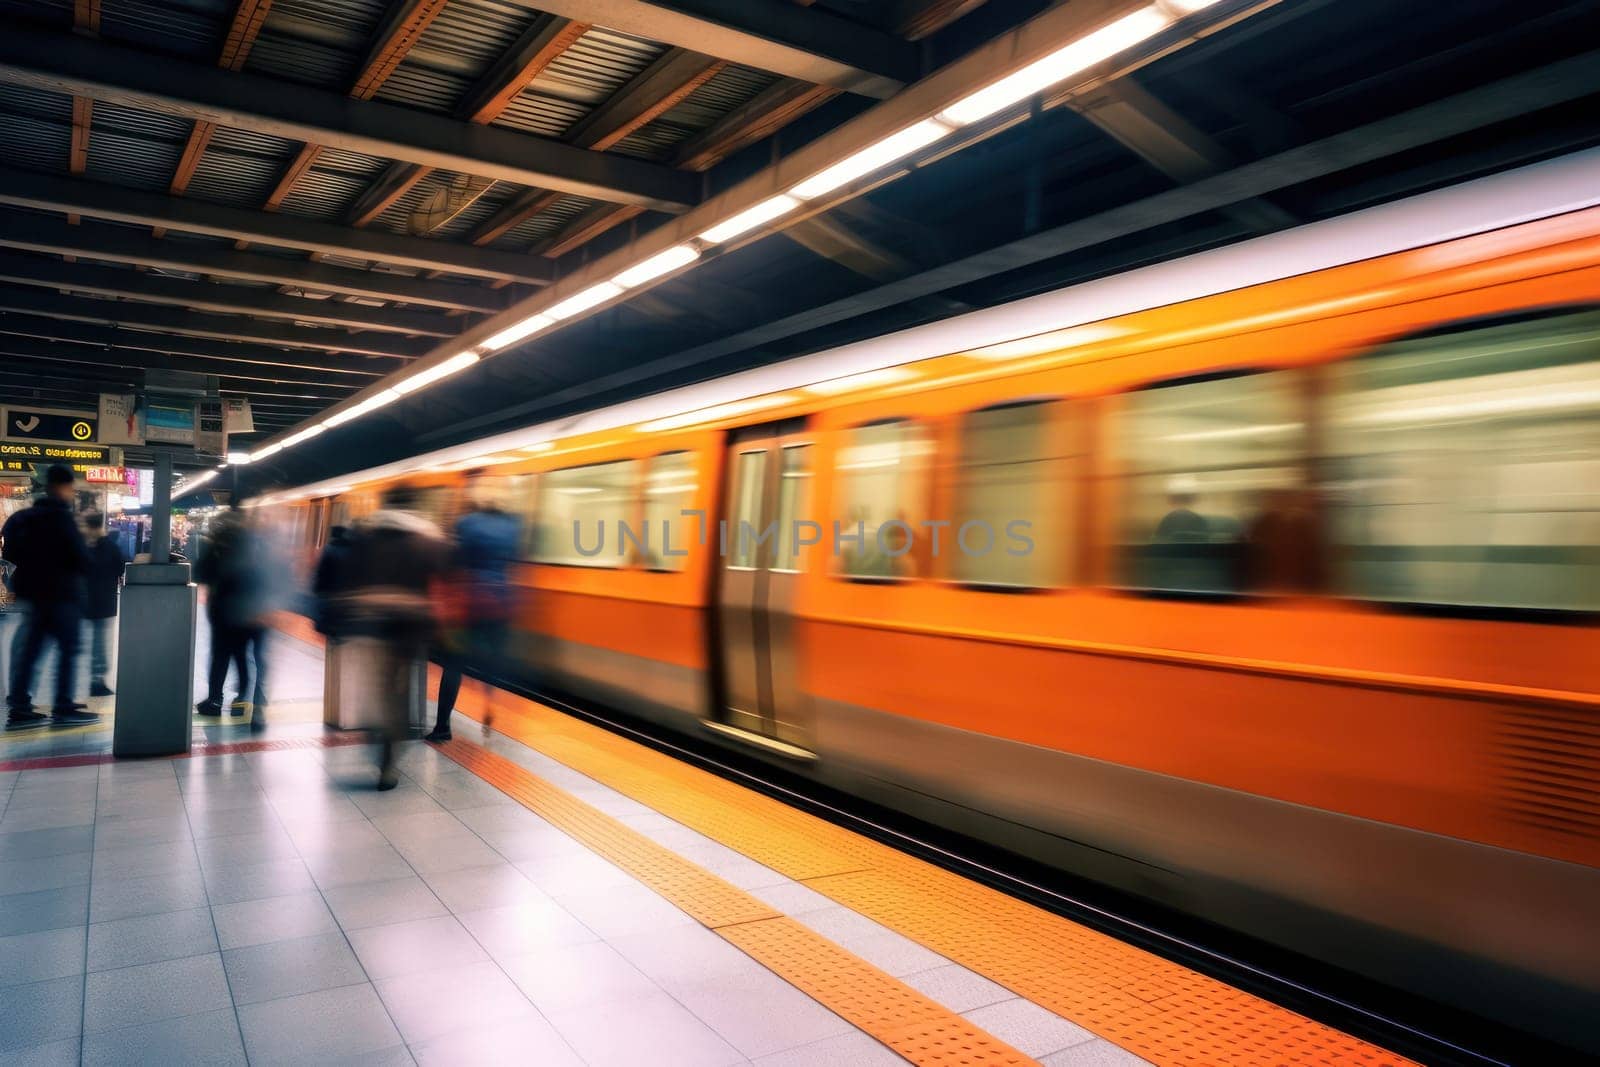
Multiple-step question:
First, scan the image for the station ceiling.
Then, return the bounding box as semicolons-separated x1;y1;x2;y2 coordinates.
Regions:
0;0;1594;490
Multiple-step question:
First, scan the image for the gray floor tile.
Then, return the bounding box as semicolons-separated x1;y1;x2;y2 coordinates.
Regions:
82;1007;247;1067
305;843;417;890
667;969;857;1060
330;1044;417;1066
348;914;487;980
391;834;504;876
499;940;660;1015
749;881;841;917
410;1015;585;1067
610;923;770;991
0;803;95;834
88;837;200;882
212;889;338;950
87;905;219;971
0;850;92;895
374;959;537;1046
185;805;281;840
475;825;591;864
89;869;208;923
286;818;389;856
237;982;403;1067
903;963;1017;1012
0;976;83;1052
84;951;232;1033
515;849;635;897
545;988;746;1067
553;880;696;940
0;1037;80;1067
0;884;89;937
224;930;369;1005
797;908;947;977
420;862;544;914
453;900;598;961
90;812;191;848
203;856;318;906
1041;1039;1154;1066
751;1031;905;1067
323;875;447;930
350;788;446;819
0;926;85;988
0;824;95;861
194;828;301;870
368;811;464;843
449;803;545;835
964;998;1099;1058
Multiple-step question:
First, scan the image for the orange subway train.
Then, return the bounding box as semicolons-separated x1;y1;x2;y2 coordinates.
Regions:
259;151;1600;1050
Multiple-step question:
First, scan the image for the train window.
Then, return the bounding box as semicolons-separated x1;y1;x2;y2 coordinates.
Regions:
415;486;456;529
535;460;638;567
641;452;696;570
952;401;1068;588
773;444;813;572
1326;309;1600;612
835;419;931;579
496;474;538;559
729;450;766;569
1117;371;1307;595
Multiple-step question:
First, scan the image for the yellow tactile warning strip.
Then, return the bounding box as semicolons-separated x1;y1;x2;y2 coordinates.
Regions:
434;736;1036;1067
440;688;1415;1067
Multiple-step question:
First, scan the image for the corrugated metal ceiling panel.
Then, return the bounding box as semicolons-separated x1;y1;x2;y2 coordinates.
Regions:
0;84;72;122
246;0;389;90
535;28;664;109
489;93;585;139
0;114;67;174
100;0;226;62
0;0;70;26
405;0;535;77
374;65;470;114
492;194;593;249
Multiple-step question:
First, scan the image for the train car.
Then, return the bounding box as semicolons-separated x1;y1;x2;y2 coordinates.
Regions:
259;151;1600;1051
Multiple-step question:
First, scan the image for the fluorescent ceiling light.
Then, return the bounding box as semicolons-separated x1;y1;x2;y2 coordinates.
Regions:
482;314;553;352
697;195;800;244
251;443;284;460
940;6;1172;126
791;120;953;200
802;367;917;395
639;394;795;433
546;282;623;321
614;245;700;288
393;352;480;395
323;388;401;428
1159;0;1221;13
966;323;1131;360
280;423;327;449
225;451;252;465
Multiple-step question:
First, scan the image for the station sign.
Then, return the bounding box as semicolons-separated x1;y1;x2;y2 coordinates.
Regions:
3;406;97;444
84;467;132;485
0;440;113;479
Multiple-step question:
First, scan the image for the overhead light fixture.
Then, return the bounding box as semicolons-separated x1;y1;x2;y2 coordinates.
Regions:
481;315;553;352
697;195;800;245
280;423;327;449
393;351;480;395
323;388;401;428
251;442;284;461
939;6;1172;126
225;451;253;465
966;323;1131;360
802;367;918;395
639;394;796;433
546;282;623;321
1158;0;1221;13
790;120;954;200
614;245;700;288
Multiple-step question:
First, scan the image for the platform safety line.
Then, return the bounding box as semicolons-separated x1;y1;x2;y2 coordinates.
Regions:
432;736;1037;1067
438;687;1416;1067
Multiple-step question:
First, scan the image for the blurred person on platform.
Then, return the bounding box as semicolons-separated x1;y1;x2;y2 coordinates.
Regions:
83;511;127;697
427;473;520;743
194;496;271;727
312;524;354;637
340;486;450;790
3;464;96;731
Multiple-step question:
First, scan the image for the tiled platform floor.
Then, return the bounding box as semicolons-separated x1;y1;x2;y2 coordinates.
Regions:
0;620;1146;1066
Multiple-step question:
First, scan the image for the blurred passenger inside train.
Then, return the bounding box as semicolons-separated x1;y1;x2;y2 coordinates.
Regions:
311;524;354;637
1153;476;1209;543
3;465;96;730
338;485;450;789
195;496;272;731
427;470;521;743
83;511;126;697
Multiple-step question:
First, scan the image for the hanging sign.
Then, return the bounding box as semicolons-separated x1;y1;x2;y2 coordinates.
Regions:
98;394;147;446
3;406;97;444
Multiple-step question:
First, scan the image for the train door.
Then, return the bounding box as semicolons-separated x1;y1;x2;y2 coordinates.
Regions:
716;420;814;752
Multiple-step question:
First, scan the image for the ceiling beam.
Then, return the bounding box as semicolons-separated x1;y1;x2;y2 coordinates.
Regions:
0;336;377;387
671;79;838;171
0;210;505;312
509;0;915;98
0;168;555;285
0;362;358;401
0;314;390;374
167;0;275;215
0;252;463;337
0;27;702;212
348;17;590;229
0;286;428;358
536;204;643;259
892;0;987;40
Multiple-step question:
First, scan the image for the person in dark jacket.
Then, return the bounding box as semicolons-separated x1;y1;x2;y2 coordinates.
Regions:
83;512;126;697
194;501;270;725
312;525;354;636
3;465;96;730
339;487;450;789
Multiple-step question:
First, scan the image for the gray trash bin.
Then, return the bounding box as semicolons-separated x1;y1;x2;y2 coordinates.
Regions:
112;562;197;758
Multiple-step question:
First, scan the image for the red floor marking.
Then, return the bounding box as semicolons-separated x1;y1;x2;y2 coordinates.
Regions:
0;732;374;773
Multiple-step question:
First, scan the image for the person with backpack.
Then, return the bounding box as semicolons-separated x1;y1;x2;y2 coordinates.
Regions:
83;511;127;697
194;497;269;725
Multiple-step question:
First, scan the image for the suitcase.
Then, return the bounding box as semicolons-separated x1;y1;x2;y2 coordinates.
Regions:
323;637;428;733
